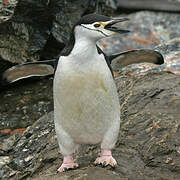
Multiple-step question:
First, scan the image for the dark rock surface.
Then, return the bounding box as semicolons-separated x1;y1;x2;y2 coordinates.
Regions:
1;71;180;179
0;0;17;22
1;1;180;64
0;78;53;131
0;0;115;64
117;0;180;12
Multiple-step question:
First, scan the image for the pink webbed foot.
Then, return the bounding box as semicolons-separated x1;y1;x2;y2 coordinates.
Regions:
58;156;79;172
94;149;117;167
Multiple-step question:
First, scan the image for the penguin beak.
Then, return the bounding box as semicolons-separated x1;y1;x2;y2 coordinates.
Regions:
104;18;130;34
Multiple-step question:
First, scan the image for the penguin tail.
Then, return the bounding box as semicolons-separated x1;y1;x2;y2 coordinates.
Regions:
1;59;58;85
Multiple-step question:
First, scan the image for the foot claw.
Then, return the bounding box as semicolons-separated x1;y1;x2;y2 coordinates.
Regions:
58;162;79;172
102;161;107;167
58;155;79;172
94;155;117;167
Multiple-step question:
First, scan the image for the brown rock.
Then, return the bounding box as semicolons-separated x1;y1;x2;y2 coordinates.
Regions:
1;71;180;179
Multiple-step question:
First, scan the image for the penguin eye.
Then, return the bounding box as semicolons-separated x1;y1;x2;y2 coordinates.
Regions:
94;23;101;28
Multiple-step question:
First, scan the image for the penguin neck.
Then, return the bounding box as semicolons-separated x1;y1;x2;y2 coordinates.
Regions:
70;36;98;60
61;24;101;61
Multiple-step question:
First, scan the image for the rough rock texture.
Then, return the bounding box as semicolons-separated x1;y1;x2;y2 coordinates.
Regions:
0;78;53;131
0;71;180;179
112;38;180;76
100;11;180;76
0;0;115;64
100;11;180;55
0;0;17;23
117;0;180;12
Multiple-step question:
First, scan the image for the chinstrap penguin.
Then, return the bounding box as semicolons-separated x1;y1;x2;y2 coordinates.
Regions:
54;13;129;172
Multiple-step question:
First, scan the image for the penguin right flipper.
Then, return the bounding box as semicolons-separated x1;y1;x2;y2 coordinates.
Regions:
108;49;164;68
1;59;58;85
96;45;114;77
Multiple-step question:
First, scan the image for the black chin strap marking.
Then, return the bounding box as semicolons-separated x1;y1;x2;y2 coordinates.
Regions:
80;25;108;37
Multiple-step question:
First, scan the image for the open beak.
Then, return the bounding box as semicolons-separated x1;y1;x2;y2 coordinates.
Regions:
104;18;130;34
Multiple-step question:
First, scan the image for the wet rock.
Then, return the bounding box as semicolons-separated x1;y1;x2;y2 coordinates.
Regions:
0;71;180;179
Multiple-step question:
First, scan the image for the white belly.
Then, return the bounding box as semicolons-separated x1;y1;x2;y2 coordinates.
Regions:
54;56;120;144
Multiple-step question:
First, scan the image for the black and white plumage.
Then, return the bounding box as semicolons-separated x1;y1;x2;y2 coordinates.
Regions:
0;13;164;172
53;13;131;172
1;14;164;85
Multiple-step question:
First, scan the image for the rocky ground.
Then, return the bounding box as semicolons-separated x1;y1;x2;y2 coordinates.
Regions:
0;0;180;179
0;0;17;22
1;71;180;180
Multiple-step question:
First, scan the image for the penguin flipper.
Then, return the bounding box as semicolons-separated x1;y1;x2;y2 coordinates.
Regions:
96;45;114;77
2;59;58;85
109;49;164;68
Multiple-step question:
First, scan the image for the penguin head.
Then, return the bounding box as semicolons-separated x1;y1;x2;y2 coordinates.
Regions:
74;13;130;41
